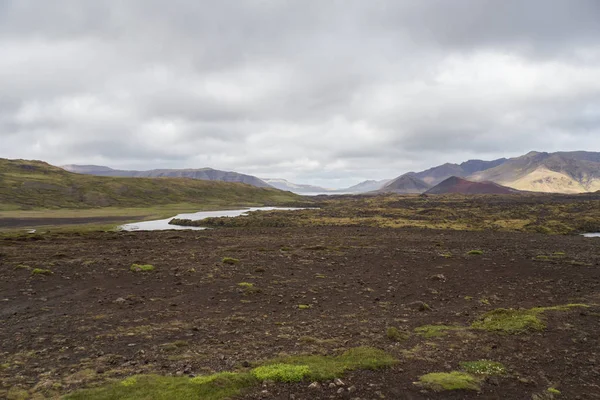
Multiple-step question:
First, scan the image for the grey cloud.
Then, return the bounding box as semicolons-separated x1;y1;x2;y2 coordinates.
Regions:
1;0;600;187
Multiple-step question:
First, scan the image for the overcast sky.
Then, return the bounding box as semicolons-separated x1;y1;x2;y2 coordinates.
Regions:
1;1;600;187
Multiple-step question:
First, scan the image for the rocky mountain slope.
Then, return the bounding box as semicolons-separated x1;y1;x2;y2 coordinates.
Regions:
62;165;273;188
425;176;521;195
469;151;600;193
377;174;431;194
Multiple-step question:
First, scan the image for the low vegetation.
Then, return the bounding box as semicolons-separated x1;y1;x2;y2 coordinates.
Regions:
31;268;53;276
130;264;155;272
222;257;239;265
459;360;506;376
472;304;588;334
65;347;396;400
415;371;481;392
414;325;463;338
386;326;410;342
0;159;305;211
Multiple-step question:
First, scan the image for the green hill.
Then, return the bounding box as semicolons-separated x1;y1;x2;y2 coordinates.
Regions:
0;159;304;210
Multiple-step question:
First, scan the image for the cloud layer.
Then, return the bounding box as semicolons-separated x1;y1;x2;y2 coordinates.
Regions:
1;0;599;187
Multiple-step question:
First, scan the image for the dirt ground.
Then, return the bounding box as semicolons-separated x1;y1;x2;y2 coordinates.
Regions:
1;226;599;399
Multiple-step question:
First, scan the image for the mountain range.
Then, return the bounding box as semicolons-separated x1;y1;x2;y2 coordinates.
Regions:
62;165;272;188
60;150;600;195
377;151;600;195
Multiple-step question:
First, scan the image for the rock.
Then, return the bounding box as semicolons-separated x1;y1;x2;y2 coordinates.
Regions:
334;378;345;386
308;382;321;389
114;297;126;304
329;383;337;388
429;274;446;281
348;386;357;392
337;387;345;394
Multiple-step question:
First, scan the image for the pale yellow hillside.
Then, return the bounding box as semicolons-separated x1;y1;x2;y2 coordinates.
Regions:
502;167;599;193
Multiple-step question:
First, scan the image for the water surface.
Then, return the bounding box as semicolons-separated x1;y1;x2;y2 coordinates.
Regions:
119;207;304;231
583;232;600;238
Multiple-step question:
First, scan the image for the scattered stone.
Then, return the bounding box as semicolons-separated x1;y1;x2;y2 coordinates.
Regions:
429;274;446;282
337;387;345;394
329;382;337;388
113;297;126;304
335;378;345;386
348;385;357;393
308;382;321;389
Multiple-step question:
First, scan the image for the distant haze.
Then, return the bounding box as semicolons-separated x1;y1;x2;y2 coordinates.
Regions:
1;1;600;187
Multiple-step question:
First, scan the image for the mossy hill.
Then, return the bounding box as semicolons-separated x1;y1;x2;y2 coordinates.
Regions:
0;158;304;210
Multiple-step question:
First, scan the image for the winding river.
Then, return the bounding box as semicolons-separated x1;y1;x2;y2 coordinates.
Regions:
119;207;304;231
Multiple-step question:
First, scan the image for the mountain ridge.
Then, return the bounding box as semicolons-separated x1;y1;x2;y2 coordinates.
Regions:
62;165;273;188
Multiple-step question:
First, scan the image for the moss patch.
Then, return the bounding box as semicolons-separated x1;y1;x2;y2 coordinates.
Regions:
31;268;53;276
222;257;239;265
130;264;155;272
416;371;480;391
467;250;484;255
472;304;588;334
386;327;410;342
459;360;506;376
251;364;310;382
64;347;396;400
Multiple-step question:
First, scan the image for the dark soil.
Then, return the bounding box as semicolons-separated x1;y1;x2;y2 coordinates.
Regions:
1;227;599;399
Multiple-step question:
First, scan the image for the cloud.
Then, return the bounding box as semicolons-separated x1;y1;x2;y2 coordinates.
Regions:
1;0;599;186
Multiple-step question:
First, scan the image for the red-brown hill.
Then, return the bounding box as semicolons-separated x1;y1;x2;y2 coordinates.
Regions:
425;176;521;195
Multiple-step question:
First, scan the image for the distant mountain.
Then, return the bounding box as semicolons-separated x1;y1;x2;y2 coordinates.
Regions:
62;165;272;188
411;158;507;186
262;178;330;193
337;179;391;193
425;176;520;195
377;174;430;194
469;151;600;193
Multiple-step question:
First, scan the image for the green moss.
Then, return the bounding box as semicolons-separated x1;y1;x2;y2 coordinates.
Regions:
471;308;545;334
251;364;310;382
6;387;30;400
64;373;256;400
547;387;561;395
31;268;53;276
415;371;480;391
386;327;410;342
459;360;506;375
467;250;484;255
64;347;396;400
472;304;589;334
298;304;311;310
262;346;397;381
237;282;254;288
414;325;463;338
222;257;239;265
130;264;155;272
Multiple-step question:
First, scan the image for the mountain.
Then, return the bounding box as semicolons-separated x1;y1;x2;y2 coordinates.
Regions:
468;151;600;193
425;176;520;195
62;165;273;188
261;178;330;193
337;179;391;193
1;159;302;210
411;158;508;186
377;174;431;194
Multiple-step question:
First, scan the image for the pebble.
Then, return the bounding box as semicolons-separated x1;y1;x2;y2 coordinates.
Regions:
308;382;321;389
334;378;345;386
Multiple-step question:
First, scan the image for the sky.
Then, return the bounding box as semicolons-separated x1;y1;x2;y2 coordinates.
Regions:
1;0;600;188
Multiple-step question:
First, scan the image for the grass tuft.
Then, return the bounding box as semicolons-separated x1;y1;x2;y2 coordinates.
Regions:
222;257;239;265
